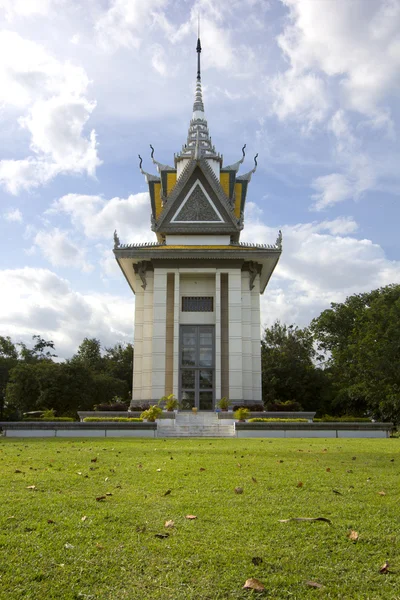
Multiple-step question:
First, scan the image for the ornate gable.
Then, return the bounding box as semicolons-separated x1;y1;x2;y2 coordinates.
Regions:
153;159;241;235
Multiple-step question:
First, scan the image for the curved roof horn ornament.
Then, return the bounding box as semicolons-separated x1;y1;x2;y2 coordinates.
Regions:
138;153;159;182
237;152;258;182
149;144;174;172
225;143;247;172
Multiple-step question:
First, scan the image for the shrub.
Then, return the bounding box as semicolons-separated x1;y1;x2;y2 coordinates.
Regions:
83;417;143;422
248;418;309;423
233;404;264;412
159;394;179;411
129;403;151;412
266;400;304;412
93;402;129;411
140;405;163;422
234;407;250;421
314;415;372;422
217;397;230;410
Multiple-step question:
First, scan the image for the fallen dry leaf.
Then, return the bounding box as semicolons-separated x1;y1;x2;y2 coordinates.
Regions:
378;491;386;496
332;489;342;495
81;516;87;522
348;530;359;542
305;581;324;589
235;487;244;494
237;463;242;468
64;543;74;549
156;468;161;472
326;468;331;472
379;561;390;574
185;515;197;520
7;516;15;520
26;485;36;490
163;489;172;496
96;543;104;549
200;467;206;471
164;520;175;528
105;492;112;496
297;482;303;488
252;477;258;484
47;519;56;524
279;517;332;525
15;469;23;474
243;578;265;592
91;458;97;463
96;496;106;502
251;557;263;566
155;533;169;539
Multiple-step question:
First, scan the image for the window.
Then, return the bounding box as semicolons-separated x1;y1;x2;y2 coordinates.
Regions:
182;296;213;312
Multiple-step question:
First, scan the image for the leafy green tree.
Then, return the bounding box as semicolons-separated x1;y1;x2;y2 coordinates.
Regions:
103;343;133;394
92;373;129;406
70;338;104;372
5;363;41;414
261;321;330;411
18;335;57;363
0;336;18;359
311;284;400;423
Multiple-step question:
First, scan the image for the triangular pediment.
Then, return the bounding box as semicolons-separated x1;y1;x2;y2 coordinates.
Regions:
171;180;224;223
154;159;241;235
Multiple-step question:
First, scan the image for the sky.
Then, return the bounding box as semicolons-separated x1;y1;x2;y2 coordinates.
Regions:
0;0;399;360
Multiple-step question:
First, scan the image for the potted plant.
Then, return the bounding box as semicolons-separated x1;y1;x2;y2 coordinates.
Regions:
217;397;230;411
159;394;179;412
140;405;163;422
234;407;249;422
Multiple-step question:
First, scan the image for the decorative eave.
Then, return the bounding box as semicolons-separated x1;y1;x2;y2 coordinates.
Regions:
153;158;241;234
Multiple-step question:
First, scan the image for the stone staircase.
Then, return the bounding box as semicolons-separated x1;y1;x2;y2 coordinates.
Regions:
157;411;236;438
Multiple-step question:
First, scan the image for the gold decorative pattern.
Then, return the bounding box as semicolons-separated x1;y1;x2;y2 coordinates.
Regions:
167;172;177;196
234;183;242;219
220;172;230;198
154;182;162;218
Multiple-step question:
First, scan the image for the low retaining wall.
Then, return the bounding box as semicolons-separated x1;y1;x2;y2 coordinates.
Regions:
0;422;157;438
235;422;392;438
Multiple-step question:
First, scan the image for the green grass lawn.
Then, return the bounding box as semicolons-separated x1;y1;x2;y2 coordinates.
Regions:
0;437;399;599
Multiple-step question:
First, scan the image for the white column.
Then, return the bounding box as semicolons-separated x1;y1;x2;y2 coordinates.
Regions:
251;275;262;402
152;268;167;400
215;271;221;401
228;269;243;401
172;270;180;398
141;271;154;401
241;271;253;401
132;280;144;403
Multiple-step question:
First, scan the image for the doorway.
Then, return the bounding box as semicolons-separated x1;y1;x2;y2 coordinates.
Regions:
179;325;214;410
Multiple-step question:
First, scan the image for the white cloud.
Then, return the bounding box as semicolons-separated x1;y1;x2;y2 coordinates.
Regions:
95;0;167;51
48;192;153;243
242;209;400;327
33;228;92;272
0;267;133;359
277;0;400;120
3;208;23;222
0;0;56;19
0;31;100;194
151;43;167;76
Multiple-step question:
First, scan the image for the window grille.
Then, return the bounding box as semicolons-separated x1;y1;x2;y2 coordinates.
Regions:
182;296;213;312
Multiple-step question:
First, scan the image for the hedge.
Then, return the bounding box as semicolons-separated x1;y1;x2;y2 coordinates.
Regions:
83;417;143;422
314;416;371;422
247;418;309;423
22;417;75;422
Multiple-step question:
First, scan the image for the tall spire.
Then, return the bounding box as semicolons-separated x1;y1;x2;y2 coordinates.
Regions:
175;30;222;166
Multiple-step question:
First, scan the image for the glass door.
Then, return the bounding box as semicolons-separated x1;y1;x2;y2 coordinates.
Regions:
180;325;214;410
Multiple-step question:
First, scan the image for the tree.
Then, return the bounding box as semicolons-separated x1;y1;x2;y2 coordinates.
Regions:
103;343;133;394
311;284;400;423
0;336;18;359
18;335;57;363
261;321;330;411
70;338;104;372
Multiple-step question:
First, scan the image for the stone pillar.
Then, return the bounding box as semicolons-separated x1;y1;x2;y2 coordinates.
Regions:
215;271;221;401
131;276;144;404
241;270;253;401
228;269;243;401
151;268;167;400
141;270;154;402
251;275;262;403
172;270;180;398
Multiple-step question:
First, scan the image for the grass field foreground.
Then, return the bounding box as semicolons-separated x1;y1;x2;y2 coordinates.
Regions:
0;437;399;599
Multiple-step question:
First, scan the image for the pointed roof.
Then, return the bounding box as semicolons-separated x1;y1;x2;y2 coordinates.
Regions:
174;36;222;166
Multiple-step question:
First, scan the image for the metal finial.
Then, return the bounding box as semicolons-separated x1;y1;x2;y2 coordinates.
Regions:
242;144;246;159
138;154;143;171
253;153;258;169
150;144;155;160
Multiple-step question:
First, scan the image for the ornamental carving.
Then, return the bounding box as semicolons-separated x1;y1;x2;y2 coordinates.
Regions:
175;185;220;222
